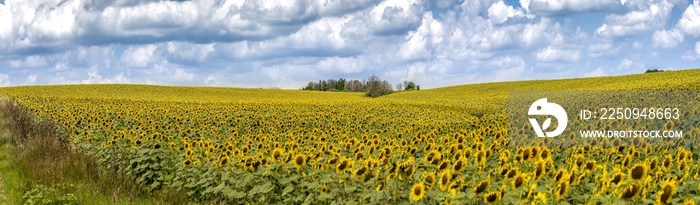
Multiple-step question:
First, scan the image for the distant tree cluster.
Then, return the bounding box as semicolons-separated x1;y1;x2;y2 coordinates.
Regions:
302;75;418;98
645;69;664;73
395;81;420;91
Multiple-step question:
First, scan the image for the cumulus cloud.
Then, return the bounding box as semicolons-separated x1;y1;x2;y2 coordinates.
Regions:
488;1;526;24
677;1;700;37
525;0;620;14
119;44;158;68
22;74;37;85
681;41;700;61
0;0;697;89
585;66;608;77
0;0;381;53
587;42;621;58
0;73;10;86
535;46;581;62
652;29;684;48
595;0;673;38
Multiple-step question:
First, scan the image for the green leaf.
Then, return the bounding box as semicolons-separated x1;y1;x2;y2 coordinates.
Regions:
227;190;247;199
195;178;208;186
149;181;160;191
345;186;357;193
213;182;226;193
302;181;320;189
257;182;275;194
303;193;315;205
318;192;334;201
282;185;294;196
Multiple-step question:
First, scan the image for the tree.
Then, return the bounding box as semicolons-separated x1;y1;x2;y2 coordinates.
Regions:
405;81;416;91
365;74;393;98
336;78;346;91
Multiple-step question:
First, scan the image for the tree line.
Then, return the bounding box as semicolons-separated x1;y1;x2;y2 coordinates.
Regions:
302;75;419;97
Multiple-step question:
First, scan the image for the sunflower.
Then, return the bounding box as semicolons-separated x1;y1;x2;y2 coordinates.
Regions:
684;198;695;205
423;172;436;187
628;163;647;180
219;156;230;167
438;170;452;191
410;183;426;201
619;183;640;199
584;160;596;171
354;165;368;179
555;181;569;200
662;155;672;171
182;159;192;167
554;169;567;183
649;157;658;171
452;157;466;173
535;160;546;179
320;184;328;193
657;180;676;204
484;191;501;204
336;158;351;173
438;160;450;170
610;172;624;185
534;192;547;204
512;173;528;189
293;154;306;170
474;179;489;194
272;148;284;162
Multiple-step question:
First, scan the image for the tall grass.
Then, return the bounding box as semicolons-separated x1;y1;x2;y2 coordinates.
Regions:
0;99;189;204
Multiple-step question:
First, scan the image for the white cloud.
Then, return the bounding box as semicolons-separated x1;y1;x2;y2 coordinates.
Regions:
652;29;684;48
488;56;526;81
488;1;526;24
535;46;581;62
0;0;696;88
316;56;368;74
677;1;700;37
521;18;552;48
526;0;619;14
367;0;423;35
618;58;634;69
166;42;214;62
120;44;158;68
9;55;47;68
0;0;381;52
595;0;672;38
22;74;37;85
632;41;643;49
0;73;11;86
588;42;621;57
585;66;607;77
681;41;700;61
398;12;443;61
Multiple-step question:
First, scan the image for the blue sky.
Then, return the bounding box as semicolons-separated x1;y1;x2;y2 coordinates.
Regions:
0;0;699;89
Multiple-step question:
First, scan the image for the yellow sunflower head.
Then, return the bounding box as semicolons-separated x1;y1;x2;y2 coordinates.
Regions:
619;183;640;199
555;181;569;200
410;183;426;201
628;163;647;181
438;170;452;191
293;154;306;170
657;180;676;204
484;191;501;204
512;173;528;190
474;179;489;194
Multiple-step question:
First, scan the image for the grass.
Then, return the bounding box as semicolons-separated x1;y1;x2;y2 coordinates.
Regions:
0;99;191;205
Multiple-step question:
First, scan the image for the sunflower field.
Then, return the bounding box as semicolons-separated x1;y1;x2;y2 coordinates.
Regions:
1;69;700;204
